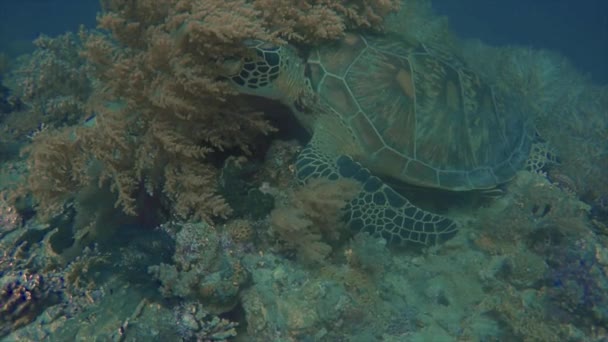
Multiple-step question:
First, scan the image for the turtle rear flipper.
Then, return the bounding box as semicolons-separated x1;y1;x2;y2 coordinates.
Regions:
296;142;458;246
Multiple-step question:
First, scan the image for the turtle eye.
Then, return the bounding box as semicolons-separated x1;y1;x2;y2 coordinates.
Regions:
258;42;279;50
243;39;264;47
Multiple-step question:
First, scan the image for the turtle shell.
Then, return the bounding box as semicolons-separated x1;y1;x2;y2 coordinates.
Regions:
305;33;532;191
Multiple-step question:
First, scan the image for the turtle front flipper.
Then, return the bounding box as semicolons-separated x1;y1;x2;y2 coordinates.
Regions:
296;142;459;246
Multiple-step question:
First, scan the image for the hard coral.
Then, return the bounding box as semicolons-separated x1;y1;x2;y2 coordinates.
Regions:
148;221;249;314
173;301;238;341
0;271;65;337
545;239;608;327
224;219;255;245
0;192;20;233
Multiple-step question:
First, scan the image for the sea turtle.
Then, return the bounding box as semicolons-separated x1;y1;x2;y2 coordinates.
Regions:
224;33;533;245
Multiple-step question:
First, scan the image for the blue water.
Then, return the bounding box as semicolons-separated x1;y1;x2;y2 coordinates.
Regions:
0;0;99;57
432;0;608;83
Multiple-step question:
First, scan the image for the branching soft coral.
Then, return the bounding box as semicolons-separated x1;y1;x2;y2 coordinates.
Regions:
271;178;360;265
22;0;397;225
252;0;400;43
21;128;91;221
81;0;396;220
61;1;279;221
2;31;92;140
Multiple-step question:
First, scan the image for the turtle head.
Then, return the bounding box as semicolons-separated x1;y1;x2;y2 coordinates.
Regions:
223;40;313;110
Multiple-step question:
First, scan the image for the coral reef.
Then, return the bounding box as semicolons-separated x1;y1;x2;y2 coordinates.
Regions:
466;170;607;339
219;156;275;220
3;0;608;341
172;301;238;341
1;0;401;339
458;35;608;217
18;129;90;222
0;191;20;234
224;218;256;246
250;0;399;43
471;171;589;256
2;32;92;140
270;178;360;265
345;232;391;275
148;221;249;314
258;139;302;190
0;223;70;338
1;216;173;340
545;239;608;327
240;252;355;340
15;0;399;227
0;271;65;336
1;0;402;266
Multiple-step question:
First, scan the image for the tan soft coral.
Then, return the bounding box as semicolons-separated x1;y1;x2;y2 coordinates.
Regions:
91;0;397;215
38;0;279;221
22;0;397;225
270;178;360;265
253;0;399;43
20;128;91;221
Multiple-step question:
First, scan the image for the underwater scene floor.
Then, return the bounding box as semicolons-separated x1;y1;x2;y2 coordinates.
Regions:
1;0;608;341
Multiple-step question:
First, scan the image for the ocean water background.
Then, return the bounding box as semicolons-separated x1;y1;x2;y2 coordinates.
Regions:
0;0;98;57
432;0;608;84
1;0;607;83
